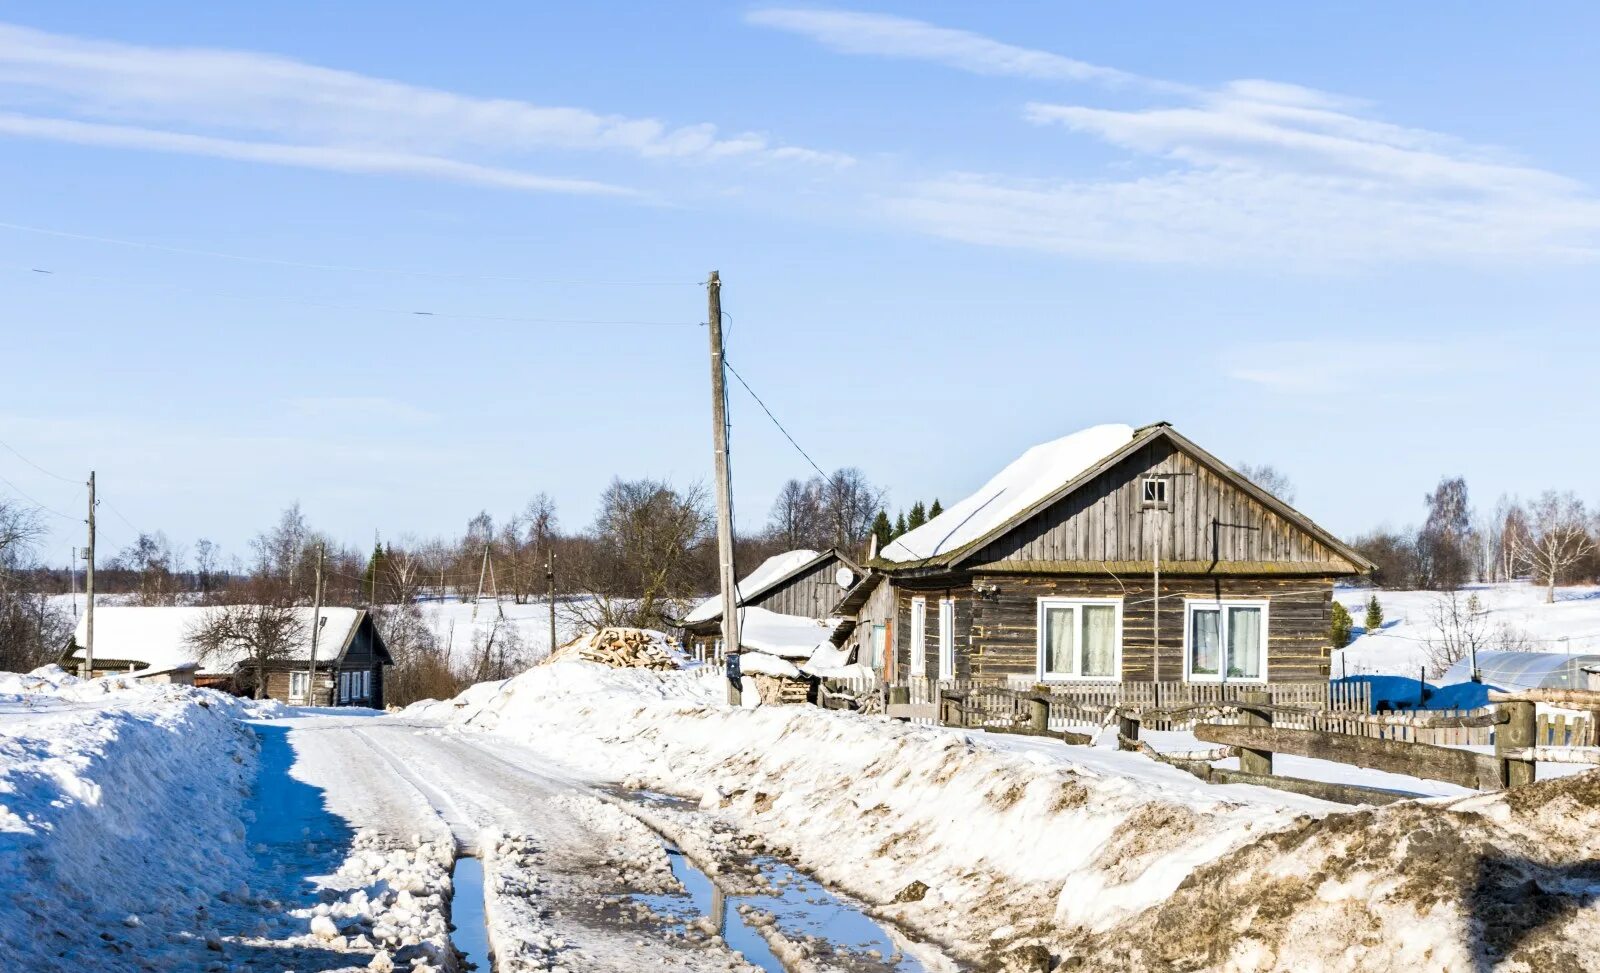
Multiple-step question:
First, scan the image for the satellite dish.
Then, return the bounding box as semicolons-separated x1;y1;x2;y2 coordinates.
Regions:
835;567;856;589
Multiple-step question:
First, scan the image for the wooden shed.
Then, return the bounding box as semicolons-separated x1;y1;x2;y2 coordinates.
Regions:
677;548;862;660
855;422;1372;690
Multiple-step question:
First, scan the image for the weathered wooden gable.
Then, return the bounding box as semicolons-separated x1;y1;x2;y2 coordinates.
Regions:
748;550;855;619
967;436;1354;570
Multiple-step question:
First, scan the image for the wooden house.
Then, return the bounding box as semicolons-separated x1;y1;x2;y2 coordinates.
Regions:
677;548;862;660
847;422;1372;692
62;606;393;708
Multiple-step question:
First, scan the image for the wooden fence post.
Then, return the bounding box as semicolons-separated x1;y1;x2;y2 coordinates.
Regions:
1240;690;1273;776
1117;709;1140;750
1496;699;1536;788
1029;695;1049;735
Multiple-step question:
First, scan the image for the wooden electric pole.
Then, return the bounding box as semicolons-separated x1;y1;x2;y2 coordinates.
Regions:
83;471;95;678
308;542;324;705
707;271;741;704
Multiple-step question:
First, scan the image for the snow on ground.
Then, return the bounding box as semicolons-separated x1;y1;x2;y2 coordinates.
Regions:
428;662;1331;963
421;596;585;668
1335;581;1600;677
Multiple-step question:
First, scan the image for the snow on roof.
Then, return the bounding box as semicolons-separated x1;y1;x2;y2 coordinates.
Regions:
67;606;364;674
684;549;822;624
880;423;1136;563
735;607;840;659
1441;650;1600;692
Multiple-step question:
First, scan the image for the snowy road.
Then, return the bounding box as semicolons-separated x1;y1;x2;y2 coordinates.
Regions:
275;714;772;971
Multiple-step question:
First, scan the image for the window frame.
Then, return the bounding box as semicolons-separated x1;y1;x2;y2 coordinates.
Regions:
937;598;955;682
1141;476;1169;508
1182;598;1270;684
1035;596;1124;683
908;597;927;678
290;670;309;701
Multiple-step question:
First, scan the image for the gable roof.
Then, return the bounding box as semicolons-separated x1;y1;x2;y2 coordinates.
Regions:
64;606;387;674
873;422;1373;574
682;547;860;625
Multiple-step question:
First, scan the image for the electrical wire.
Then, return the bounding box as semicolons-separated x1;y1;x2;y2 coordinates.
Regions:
0;471;77;521
0;220;703;286
724;360;830;483
0;437;79;484
15;265;702;327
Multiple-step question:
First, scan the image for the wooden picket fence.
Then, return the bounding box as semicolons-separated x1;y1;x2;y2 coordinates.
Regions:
1335;707;1596;747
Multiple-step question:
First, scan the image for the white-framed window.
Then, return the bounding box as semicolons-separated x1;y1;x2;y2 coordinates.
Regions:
908;597;926;677
938;598;955;681
290;671;310;701
1184;599;1268;683
1036;597;1123;681
869;624;887;671
1141;477;1169;508
337;671;350;702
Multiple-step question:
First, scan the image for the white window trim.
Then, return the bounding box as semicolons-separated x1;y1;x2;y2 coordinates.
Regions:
937;598;955;682
1141;476;1169;507
290;670;309;701
1182;598;1270;684
908;597;927;677
1035;597;1124;683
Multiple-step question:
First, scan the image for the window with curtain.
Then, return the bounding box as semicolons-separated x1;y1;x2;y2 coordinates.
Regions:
1187;601;1268;682
1039;599;1121;680
908;599;926;677
938;599;955;681
290;671;309;699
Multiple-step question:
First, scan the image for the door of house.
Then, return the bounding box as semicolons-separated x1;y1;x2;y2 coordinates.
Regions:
870;624;888;672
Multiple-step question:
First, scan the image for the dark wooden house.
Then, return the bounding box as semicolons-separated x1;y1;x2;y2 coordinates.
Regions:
678;548;862;659
854;422;1372;689
63;606;393;708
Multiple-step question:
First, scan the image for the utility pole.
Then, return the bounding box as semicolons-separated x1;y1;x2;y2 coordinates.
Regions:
83;471;95;678
69;547;77;620
308;542;324;706
546;551;557;654
471;543;489;623
706;271;741;705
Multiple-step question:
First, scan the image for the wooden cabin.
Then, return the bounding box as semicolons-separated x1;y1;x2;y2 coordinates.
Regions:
63;606;393;708
849;422;1372;690
677;548;862;660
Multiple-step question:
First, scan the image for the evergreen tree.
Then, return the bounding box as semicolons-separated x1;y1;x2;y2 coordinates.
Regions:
929;498;943;519
870;510;892;553
1364;594;1384;634
362;542;388;604
1330;601;1353;649
907;501;927;531
894;511;907;538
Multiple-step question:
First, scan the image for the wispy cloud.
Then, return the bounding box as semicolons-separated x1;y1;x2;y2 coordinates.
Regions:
747;8;1149;88
0;22;851;194
756;9;1600;266
1225;338;1503;395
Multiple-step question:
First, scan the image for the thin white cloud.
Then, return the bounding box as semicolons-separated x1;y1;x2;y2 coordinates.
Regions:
757;8;1600;265
1225;339;1501;395
0;113;637;195
0;21;851;192
747;7;1151;88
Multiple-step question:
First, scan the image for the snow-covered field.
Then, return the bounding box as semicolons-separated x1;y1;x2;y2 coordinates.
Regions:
1335;581;1600;676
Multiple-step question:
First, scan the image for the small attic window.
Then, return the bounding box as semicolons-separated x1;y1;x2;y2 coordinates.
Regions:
1141;477;1169;508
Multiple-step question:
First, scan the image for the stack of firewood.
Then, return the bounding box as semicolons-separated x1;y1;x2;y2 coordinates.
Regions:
549;627;678;670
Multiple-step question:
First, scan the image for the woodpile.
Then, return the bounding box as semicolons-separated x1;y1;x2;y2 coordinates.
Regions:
549;627;679;670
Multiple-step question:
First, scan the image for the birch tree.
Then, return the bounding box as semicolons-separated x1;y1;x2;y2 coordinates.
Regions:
1516;491;1595;604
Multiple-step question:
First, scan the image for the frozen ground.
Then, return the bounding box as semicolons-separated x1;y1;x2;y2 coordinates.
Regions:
7;655;1600;971
1334;581;1600;676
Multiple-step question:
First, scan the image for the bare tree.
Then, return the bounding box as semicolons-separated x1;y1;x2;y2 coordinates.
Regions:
193;538;221;600
1235;462;1296;504
568;477;711;629
767;478;826;549
1423;591;1533;678
252;502;308;588
1418;476;1473;590
819;468;885;552
112;531;181;606
1516;491;1595;604
186;597;305;698
0;498;67;672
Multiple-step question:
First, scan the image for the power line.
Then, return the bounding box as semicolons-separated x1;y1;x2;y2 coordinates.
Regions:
724;359;829;483
15;266;702;328
0;220;703;286
0;471;76;521
0;437;79;484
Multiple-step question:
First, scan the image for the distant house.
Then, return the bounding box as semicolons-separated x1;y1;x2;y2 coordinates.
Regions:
677;548;862;660
836;422;1372;692
62;606;393;708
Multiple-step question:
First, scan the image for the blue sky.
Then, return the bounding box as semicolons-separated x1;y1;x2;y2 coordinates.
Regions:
3;3;1598;563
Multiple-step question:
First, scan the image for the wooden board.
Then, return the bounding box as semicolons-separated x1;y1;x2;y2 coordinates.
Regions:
1196;723;1504;790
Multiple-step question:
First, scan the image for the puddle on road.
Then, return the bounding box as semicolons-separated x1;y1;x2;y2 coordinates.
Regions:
628;792;930;973
451;856;492;971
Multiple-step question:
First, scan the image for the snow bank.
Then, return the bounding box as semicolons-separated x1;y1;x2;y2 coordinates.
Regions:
437;662;1311;960
880;423;1134;563
0;675;259;969
735;607;838;658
